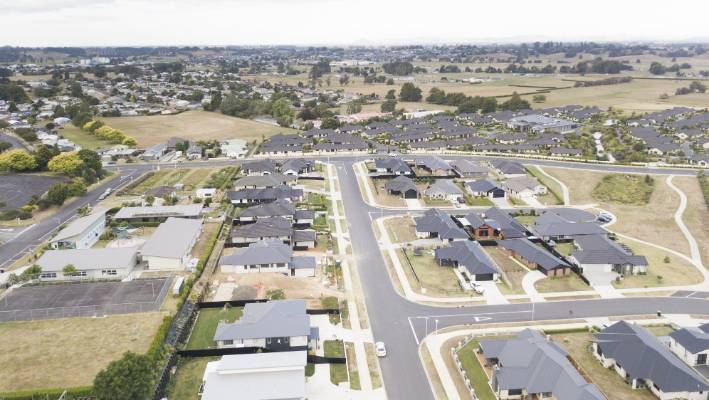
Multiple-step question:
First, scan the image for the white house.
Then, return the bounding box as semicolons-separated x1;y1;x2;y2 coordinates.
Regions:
141;217;203;270
35;247;138;280
503;176;547;201
50;208;107;249
668;323;709;367
201;351;307;400
196;188;217;200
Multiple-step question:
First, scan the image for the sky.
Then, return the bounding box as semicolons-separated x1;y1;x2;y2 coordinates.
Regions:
1;0;708;47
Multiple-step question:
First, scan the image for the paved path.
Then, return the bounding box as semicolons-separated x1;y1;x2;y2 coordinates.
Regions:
535;165;570;205
666;176;705;270
521;271;546;302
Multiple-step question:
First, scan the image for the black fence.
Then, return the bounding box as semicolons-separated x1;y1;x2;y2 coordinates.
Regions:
198;299;268;308
306;308;340;315
177;347;345;364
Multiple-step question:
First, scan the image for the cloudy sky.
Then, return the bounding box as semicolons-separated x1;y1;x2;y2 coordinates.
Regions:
2;0;708;46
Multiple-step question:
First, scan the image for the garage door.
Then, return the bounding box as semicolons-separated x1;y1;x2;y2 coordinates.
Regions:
476;273;494;281
492;190;505;198
404;190;418;199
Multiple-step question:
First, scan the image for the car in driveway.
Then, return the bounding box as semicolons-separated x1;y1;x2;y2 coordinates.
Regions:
375;341;387;357
471;282;485;294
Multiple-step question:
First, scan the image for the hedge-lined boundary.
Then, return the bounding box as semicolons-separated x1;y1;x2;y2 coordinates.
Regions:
0;386;93;400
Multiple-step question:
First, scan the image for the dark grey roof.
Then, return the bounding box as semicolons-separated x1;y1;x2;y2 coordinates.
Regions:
425;180;463;196
479;329;605;400
279;158;312;174
496;239;569;272
571;235;648;266
241;160;279;174
294;209;315;220
534;215;607;237
239;199;295;219
214;300;310;341
220;239;292;266
435;240;498;276
465;179;501;193
596;321;709;393
415;209;468;240
543;208;596;223
231;217;292;239
233;174;295;189
484;207;527;239
414;156;452;171
292;230;316;243
291;256;316;270
450;159;488;175
490;160;526;175
384;176;418;194
375;157;412;174
227;186;303;202
669;323;709;354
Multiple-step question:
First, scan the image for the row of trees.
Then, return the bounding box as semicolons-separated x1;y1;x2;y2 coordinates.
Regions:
649;62;692;75
675;81;707;95
82;120;137;146
219;93;295;127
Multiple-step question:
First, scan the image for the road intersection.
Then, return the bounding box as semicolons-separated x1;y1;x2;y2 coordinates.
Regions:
1;155;707;399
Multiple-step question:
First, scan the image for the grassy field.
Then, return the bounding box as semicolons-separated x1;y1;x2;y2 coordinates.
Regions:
535;273;590;293
456;340;496;400
398;249;467;296
673;176;709;269
186;307;243;349
551;332;656;400
58;124;109;150
0;313;165;392
544;168;689;256
167;356;218;400
383;216;417;243
324;340;348;385
93;110;296;147
485;247;527;294
592;174;655;205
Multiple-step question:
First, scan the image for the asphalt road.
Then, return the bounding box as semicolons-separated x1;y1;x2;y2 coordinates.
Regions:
0;155;707;399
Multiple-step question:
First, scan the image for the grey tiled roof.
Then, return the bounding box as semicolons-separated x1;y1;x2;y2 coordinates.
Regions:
434;240;498;276
669;323;709;354
415;209;468;240
496;238;569;272
214;300;310;341
596;321;709;393
231;217;293;239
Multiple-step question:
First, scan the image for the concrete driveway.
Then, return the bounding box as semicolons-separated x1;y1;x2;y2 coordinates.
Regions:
479;282;509;305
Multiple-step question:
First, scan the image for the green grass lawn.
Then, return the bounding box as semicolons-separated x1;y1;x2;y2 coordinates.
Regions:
534;273;590;293
186;307;243;349
592;174;655;205
554;242;576;257
526;165;564;204
456;340;496;400
465;195;494;206
58;124;109;150
167;357;218;400
513;215;537;225
324;340;348;385
400;249;466;295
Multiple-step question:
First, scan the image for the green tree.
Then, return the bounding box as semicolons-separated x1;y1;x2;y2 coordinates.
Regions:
45;183;69;206
34;145;61;170
69;82;83;98
0;149;37;171
381;99;397;113
426;87;446;104
93;352;155;400
385;89;397;100
63;264;77;276
271;97;294;127
399;82;422;102
649;62;667;75
47;152;85;176
533;94;547;103
500;92;530;111
346;100;362;115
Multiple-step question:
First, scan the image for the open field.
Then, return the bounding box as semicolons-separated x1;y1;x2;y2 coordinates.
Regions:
672;176;709;269
168;356;219;400
551;332;656;400
186;307;243;349
544;168;689;255
383;216;417;243
612;241;702;289
592;175;655;206
69;110;296;147
535;273;590;293
0;312;165;391
58;124;109;150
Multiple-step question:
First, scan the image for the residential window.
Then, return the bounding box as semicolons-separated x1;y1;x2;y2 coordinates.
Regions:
222;340;233;345
101;269;117;276
508;389;523;396
40;273;57;279
76;271;87;277
698;353;707;365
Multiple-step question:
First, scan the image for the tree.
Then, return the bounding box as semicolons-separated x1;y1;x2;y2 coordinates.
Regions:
47;152;84;176
382;61;414;76
339;74;350;86
426;87;446;104
500;92;530;111
649;62;667;75
399;82;422;102
93;352;154;400
0;142;11;153
63;264;77;276
34;145;60;170
45;183;69;206
69;82;83;98
346;100;362;115
271;97;294;127
533;94;547;103
385;89;397;100
122;136;137;146
381;99;397;113
0;149;37;172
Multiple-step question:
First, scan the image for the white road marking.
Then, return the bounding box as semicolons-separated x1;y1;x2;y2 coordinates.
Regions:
408;317;420;345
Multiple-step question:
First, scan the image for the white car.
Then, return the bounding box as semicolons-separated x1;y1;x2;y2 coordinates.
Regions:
375;341;387;357
471;282;485;294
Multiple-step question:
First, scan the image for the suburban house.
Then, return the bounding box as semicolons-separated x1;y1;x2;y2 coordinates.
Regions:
533;213;607;241
569;234;648;277
50;208;107;249
36;247;138;280
227;186;304;205
237;199;314;226
668;323;709;367
435;240;499;282
112;204;203;222
414;156;454;176
374;157;413;175
424;180;464;202
450;159;488;178
479;329;605;400
219;239;316;277
200;351;307;400
415;209;469;241
465;179;506;199
496;238;572;276
507;114;578;133
280;159;314;176
502;176;547;200
240;160;279;176
214;300;316;350
196;188;216;200
594;321;709;400
384;176;420;199
460;208;528;240
141;217;203;270
230;217;316;249
490;160;527;178
233;174;296;190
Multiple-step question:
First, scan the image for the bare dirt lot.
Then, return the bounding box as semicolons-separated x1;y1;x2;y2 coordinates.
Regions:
0;312;165;392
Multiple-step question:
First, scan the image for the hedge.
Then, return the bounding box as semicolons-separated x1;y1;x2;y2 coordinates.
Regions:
0;386;93;400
